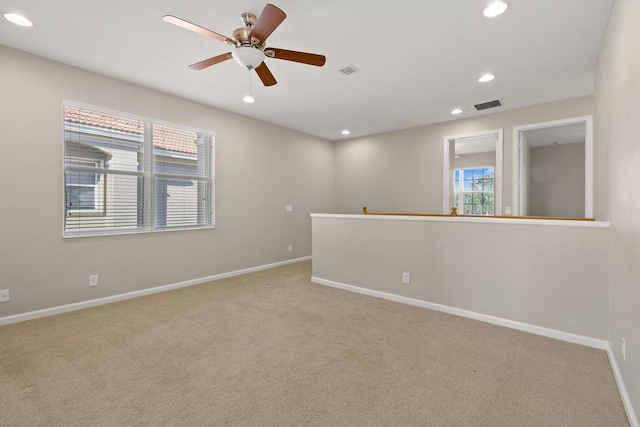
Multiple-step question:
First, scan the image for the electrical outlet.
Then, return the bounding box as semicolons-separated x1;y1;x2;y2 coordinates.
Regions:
288;244;293;252
285;205;293;213
622;337;626;362
402;272;410;284
89;274;99;287
0;289;9;302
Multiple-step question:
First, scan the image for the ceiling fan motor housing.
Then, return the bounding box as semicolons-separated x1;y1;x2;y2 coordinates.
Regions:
232;26;252;44
231;12;265;69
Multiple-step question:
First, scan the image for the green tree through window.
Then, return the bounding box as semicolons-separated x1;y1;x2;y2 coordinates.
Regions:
453;167;494;215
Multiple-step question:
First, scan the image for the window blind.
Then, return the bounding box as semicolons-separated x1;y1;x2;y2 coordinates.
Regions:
63;104;214;237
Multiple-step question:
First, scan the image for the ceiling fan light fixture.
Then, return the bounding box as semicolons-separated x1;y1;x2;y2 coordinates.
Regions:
483;1;508;18
232;46;266;69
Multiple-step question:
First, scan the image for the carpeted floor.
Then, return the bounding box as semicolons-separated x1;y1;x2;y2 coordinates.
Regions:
0;261;629;426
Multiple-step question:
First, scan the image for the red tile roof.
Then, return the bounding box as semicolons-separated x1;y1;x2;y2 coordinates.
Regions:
64;106;198;155
152;124;199;155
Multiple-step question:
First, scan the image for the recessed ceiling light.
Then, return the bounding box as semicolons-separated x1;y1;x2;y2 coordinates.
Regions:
3;13;33;27
399;121;410;125
478;73;495;82
483;1;508;18
451;108;463;115
242;95;255;103
341;130;351;135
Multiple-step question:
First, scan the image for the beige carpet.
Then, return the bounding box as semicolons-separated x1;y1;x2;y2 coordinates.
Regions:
0;261;628;426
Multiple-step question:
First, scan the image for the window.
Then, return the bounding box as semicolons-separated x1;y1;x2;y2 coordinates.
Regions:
65;159;106;214
453;167;494;215
63;104;214;237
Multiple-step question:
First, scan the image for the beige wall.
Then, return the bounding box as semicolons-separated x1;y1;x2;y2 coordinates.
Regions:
312;215;609;339
0;45;334;317
334;97;593;216
595;0;640;418
452;151;495;170
528;142;585;217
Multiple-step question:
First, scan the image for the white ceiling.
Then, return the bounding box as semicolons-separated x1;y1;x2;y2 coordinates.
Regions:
523;122;586;147
0;1;613;141
455;134;497;156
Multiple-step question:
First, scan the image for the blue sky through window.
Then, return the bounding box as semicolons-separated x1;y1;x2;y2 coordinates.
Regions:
453;167;495;215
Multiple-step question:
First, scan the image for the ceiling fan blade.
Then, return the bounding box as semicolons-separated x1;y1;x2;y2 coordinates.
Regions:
249;4;286;45
255;62;277;86
162;15;236;45
265;48;326;67
189;53;233;70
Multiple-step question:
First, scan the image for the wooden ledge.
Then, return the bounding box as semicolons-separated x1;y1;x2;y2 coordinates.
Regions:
361;206;594;221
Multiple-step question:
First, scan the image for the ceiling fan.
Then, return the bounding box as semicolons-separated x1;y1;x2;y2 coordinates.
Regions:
162;3;326;87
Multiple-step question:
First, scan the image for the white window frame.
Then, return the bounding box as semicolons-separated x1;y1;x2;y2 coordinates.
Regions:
65;158;107;215
453;166;495;215
63;102;215;237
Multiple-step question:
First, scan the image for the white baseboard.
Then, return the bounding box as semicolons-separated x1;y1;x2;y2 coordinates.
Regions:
311;276;608;350
606;344;640;427
0;256;311;326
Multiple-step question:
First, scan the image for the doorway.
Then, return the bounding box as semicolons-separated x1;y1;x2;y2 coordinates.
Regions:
512;116;592;218
443;129;503;215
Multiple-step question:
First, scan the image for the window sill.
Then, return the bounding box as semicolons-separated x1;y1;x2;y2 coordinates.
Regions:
63;225;215;238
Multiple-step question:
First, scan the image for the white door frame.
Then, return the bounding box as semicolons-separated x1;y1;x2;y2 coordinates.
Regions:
512;116;593;218
443;129;503;215
518;133;529;215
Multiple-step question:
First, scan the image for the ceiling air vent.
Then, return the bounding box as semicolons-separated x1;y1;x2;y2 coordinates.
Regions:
339;65;360;75
474;99;502;111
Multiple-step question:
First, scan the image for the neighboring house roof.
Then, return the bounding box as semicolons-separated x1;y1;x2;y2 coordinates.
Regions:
152;124;199;155
64;106;198;155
